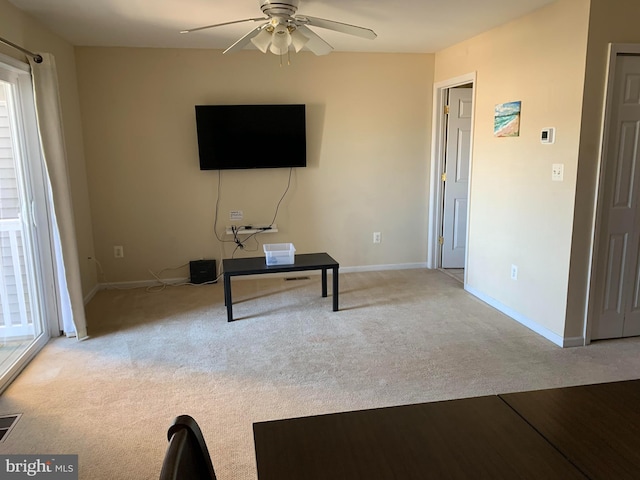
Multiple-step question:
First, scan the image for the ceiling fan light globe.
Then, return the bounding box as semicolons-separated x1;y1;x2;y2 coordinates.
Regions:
270;26;291;54
269;43;288;55
250;28;272;53
290;28;309;52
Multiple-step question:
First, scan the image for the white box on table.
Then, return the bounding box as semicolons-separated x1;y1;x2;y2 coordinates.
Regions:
263;243;296;266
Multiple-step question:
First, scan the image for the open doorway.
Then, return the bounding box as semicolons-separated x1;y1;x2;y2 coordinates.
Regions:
428;73;476;284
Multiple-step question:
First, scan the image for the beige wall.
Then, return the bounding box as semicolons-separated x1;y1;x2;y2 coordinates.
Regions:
567;0;640;339
0;0;97;296
74;48;434;282
434;0;591;339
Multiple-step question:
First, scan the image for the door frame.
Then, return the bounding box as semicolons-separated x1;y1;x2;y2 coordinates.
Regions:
428;72;476;279
585;43;640;344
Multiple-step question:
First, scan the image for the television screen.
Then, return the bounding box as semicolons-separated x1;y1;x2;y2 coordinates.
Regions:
195;104;307;170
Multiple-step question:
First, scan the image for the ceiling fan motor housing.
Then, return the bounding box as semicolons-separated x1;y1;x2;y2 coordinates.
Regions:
259;0;299;18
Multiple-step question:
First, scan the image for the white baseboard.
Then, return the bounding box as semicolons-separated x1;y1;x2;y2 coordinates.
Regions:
562;336;586;348
102;277;190;289
83;284;100;305
340;262;428;273
464;285;584;348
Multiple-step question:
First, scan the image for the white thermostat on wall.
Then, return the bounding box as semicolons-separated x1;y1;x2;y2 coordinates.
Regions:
541;127;555;144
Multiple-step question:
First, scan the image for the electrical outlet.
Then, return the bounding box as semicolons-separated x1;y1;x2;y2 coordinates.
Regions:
114;245;124;258
511;264;518;280
373;232;381;244
552;164;564;181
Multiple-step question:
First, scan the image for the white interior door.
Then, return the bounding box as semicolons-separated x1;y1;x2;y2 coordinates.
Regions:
592;54;640;340
441;87;472;268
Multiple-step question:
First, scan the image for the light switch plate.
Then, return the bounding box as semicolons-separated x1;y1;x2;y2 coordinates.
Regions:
552;163;564;181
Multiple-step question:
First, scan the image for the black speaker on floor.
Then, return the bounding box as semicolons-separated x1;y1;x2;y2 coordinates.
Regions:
190;259;217;284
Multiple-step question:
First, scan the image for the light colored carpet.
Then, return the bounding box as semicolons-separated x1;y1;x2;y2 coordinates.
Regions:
0;268;639;480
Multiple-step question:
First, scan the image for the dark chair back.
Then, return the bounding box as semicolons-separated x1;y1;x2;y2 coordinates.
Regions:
159;415;217;480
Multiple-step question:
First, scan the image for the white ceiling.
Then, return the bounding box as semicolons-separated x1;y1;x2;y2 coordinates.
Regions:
9;0;556;53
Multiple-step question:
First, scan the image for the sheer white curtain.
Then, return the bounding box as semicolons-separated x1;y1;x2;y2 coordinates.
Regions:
28;53;87;340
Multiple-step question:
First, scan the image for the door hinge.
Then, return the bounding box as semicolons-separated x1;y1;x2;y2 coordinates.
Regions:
444;105;450;115
439;236;444;245
441;172;447;182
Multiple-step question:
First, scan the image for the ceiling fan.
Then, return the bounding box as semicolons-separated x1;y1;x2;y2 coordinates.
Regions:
180;0;377;57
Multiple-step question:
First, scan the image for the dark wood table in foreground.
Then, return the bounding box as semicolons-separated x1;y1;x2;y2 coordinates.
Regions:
222;253;339;322
253;395;587;480
500;379;640;480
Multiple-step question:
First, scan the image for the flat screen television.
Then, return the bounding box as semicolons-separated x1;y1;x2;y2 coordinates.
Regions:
195;104;307;170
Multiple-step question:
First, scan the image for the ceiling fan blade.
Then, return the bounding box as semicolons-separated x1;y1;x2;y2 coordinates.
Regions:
223;25;268;54
295;25;333;56
295;15;377;40
180;17;266;34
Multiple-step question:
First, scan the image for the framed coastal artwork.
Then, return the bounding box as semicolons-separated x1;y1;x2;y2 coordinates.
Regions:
494;101;521;137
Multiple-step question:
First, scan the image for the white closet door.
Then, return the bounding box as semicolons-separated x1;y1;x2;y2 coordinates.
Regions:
593;54;640;340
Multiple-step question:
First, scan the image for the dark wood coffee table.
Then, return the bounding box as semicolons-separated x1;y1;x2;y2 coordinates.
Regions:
222;253;339;322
